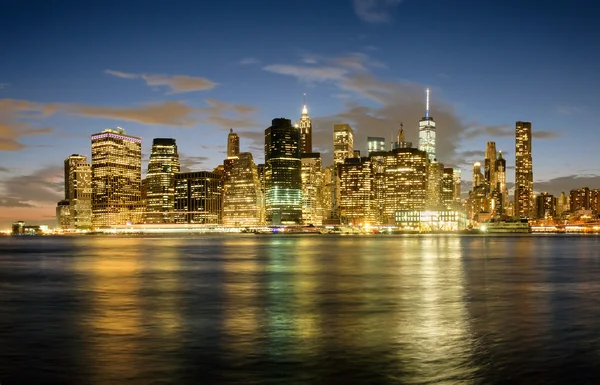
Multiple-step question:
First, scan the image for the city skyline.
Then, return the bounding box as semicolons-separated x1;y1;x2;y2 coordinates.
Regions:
1;0;599;226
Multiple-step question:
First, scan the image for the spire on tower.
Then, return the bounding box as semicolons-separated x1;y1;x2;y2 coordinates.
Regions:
426;88;430;119
302;93;308;115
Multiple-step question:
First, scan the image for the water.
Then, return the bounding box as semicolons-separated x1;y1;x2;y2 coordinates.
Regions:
2;235;600;384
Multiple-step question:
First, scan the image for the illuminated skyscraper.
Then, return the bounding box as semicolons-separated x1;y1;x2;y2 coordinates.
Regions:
146;138;180;224
333;124;354;165
367;137;386;156
299;98;312;154
91;128;143;227
484;141;497;188
453;169;462;203
339;156;373;225
495;151;508;213
265;118;302;225
383;148;428;221
301;153;323;225
62;154;92;229
393;124;412;149
227;128;240;158
535;192;555;219
442;168;455;209
515;121;533;218
174;171;222;224
223;152;262;226
472;162;483;189
418;88;436;162
426;160;444;210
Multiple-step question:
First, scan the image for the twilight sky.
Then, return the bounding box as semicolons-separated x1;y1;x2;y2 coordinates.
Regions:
1;0;599;227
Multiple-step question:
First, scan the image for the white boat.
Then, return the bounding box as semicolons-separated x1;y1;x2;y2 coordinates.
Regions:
479;218;531;233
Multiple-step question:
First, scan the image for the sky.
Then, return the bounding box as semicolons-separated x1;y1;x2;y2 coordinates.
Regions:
1;0;599;227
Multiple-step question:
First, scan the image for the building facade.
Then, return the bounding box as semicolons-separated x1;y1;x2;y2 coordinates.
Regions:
418;88;436;162
62;154;92;229
264;118;302;225
515;121;533;218
174;172;222;224
339;156;373;225
299;104;312;154
301;153;323;225
145;138;180;223
91;128;143;227
333;124;354;165
222;152;263;226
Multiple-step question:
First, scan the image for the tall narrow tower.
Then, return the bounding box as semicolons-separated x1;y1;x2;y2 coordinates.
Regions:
299;94;313;154
515;121;533;218
227;128;240;158
418;88;436;162
146;138;180;224
485;141;497;189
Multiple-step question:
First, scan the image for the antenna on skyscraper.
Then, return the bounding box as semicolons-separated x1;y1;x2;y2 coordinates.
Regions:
425;88;430;119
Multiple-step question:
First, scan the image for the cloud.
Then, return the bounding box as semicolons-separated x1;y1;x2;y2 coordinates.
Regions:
240;57;260;65
264;65;348;82
0;167;9;173
0;99;53;151
179;154;210;172
464;124;559;140
534;175;600;196
533;130;559;139
105;70;217;94
0;197;34;208
353;0;403;23
0;165;64;206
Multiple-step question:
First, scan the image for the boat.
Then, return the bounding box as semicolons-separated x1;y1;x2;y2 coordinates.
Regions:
478;218;531;233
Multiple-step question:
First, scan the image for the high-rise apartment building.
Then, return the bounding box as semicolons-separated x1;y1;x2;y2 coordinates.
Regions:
222;152;262;226
264;118;302;225
62;154;92;229
301;153;323;225
515;121;533;218
91;128;143;227
146;138;180;224
174;171;222;224
299;102;312;154
535;192;555;219
418;88;436;162
227;128;240;158
333;124;354;165
570;187;590;213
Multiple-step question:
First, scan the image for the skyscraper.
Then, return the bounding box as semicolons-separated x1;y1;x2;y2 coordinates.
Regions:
299;99;313;154
442;168;455;209
367;137;386;155
515;121;533;218
484;141;497;188
333;124;354;165
472;162;483;189
418;88;436;162
495;151;508;213
426;160;444;210
223;152;262;226
227;128;240;158
383;148;428;221
174;171;222;224
91;127;143;227
265;118;302;225
146;138;180;223
62;154;92;229
301;153;323;225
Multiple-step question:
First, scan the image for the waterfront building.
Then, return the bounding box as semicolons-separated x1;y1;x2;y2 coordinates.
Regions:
515;121;534;218
56;200;70;229
91;128;143;227
426;160;444;210
145;138;180;224
418;88;436;162
299;101;313;154
321;165;338;223
339;156;373;225
442;168;455;209
62;154;92;229
222;152;262;226
591;189;600;215
264;118;302;225
174;171;222;224
570;187;590;212
556;192;570;217
536;192;556;219
301;153;323;225
367;137;386;156
333;124;354;165
369;152;388;225
383;148;428;222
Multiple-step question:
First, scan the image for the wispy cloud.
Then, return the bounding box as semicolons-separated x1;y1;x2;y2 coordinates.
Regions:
263;64;348;82
104;70;217;94
353;0;403;23
0;197;34;208
0;83;10;90
0;167;9;173
240;57;260;65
